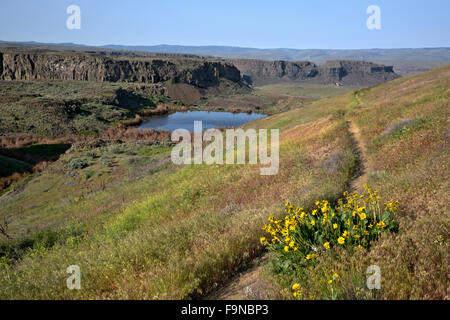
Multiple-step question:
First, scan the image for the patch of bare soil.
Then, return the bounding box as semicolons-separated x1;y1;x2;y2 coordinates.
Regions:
165;83;202;104
204;255;281;300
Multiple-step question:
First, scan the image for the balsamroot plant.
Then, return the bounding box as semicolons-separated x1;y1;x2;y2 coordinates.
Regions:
261;185;399;267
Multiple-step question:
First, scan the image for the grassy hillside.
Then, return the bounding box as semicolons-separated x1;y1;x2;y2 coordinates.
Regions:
196;82;355;114
264;65;449;300
0;80;169;136
0;65;448;299
0;86;357;299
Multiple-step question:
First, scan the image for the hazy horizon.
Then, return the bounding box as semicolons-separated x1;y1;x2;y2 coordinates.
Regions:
2;39;449;51
1;0;449;49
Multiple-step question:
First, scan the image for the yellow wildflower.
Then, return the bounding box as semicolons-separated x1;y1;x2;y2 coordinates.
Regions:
306;253;316;260
338;237;345;245
324;242;330;250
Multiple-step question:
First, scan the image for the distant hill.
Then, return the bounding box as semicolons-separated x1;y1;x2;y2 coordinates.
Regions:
101;45;449;63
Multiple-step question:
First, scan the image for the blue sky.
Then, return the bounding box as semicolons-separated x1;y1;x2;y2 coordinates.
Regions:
0;0;449;49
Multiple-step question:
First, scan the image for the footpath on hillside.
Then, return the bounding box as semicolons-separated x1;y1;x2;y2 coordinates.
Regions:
204;116;370;300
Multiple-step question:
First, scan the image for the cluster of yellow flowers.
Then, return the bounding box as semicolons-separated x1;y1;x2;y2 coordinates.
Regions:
262;185;398;264
291;273;339;299
328;273;339;285
291;283;302;298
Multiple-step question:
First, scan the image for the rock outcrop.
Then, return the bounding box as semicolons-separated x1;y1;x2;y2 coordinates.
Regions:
0;51;242;89
0;49;399;89
229;58;399;86
230;59;318;85
319;60;398;86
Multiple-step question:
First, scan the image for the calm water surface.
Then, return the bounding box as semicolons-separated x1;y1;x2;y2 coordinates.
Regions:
138;111;267;132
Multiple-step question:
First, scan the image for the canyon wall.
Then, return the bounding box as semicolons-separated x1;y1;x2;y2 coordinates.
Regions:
229;58;399;86
0;50;399;89
0;51;242;89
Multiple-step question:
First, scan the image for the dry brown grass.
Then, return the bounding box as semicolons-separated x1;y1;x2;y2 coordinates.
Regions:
0;127;171;150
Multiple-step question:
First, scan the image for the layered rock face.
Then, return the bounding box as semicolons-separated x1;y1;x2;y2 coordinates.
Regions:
0;52;242;89
229;58;399;86
230;59;318;85
319;60;398;85
0;50;399;89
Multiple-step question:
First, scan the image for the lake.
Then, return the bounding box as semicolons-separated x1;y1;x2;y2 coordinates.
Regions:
138;111;267;132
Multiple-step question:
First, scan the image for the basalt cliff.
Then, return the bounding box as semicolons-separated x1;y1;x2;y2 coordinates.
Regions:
0;49;399;89
229;58;399;86
0;50;242;89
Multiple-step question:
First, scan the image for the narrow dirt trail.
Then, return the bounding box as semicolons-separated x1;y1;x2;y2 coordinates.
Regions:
204;255;276;300
347;120;370;192
204;118;370;300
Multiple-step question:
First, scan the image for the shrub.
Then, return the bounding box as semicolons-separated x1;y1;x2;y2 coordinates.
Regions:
85;151;98;159
108;145;123;154
100;156;113;167
261;185;399;294
68;158;89;170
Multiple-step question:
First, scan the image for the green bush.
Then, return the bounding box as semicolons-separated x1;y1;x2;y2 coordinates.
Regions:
68;158;89;170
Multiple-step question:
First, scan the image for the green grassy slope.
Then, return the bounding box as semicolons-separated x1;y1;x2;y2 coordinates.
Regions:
0;65;448;299
0;85;357;299
0;80;167;136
